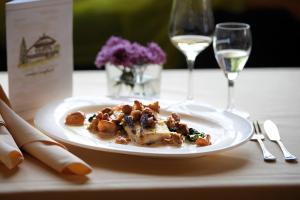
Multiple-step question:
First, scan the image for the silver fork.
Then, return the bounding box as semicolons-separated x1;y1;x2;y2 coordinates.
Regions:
251;121;276;161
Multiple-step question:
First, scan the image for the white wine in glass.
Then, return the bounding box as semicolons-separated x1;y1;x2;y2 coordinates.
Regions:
213;23;252;117
215;49;249;81
169;0;214;108
171;35;212;60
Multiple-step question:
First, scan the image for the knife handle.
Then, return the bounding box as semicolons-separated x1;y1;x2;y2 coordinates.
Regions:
276;140;297;161
257;138;276;161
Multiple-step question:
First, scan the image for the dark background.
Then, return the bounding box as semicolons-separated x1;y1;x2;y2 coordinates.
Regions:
1;0;300;71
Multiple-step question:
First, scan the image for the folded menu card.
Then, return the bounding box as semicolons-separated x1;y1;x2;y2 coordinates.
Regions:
6;0;73;120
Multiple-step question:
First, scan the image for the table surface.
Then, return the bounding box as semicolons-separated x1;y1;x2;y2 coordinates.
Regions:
0;68;300;200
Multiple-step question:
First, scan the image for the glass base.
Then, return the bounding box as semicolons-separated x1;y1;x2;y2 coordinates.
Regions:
226;108;250;119
164;100;196;114
164;100;250;119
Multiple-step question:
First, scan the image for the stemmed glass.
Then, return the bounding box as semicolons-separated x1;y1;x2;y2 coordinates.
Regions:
168;0;214;111
213;22;252;117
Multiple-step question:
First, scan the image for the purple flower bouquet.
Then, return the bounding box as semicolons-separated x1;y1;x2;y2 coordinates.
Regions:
95;36;166;97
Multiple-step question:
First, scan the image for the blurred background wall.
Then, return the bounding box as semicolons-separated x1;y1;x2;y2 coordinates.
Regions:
1;0;300;71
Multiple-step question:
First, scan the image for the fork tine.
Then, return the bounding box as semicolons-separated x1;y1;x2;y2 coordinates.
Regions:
256;121;262;133
253;122;257;133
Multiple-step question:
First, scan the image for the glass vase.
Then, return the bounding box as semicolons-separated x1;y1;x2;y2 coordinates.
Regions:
105;63;161;98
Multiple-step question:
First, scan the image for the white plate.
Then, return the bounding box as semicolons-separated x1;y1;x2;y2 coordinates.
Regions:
34;97;253;158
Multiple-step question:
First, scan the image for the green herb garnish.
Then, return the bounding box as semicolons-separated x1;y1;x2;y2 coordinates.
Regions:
186;128;205;142
88;114;96;122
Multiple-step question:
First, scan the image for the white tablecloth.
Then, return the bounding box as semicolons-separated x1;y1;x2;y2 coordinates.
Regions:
0;68;299;200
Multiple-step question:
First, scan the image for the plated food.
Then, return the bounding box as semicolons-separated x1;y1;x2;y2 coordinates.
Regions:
65;100;211;147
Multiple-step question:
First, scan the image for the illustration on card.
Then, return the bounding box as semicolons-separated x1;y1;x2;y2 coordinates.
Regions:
19;33;60;69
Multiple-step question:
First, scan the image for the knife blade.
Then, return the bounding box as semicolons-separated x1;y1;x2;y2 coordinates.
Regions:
263;120;297;161
263;120;280;141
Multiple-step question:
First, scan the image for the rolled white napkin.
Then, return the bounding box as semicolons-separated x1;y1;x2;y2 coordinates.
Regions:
0;85;11;108
0;114;24;169
0;99;92;175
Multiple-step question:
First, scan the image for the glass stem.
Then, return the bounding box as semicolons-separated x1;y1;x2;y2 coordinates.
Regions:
227;79;235;111
186;58;195;101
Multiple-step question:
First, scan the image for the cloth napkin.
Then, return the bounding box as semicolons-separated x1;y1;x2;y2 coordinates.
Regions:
0;114;24;169
0;85;23;169
0;99;92;175
0;85;11;108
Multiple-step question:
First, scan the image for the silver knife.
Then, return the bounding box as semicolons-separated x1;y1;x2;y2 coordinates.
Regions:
263;120;297;161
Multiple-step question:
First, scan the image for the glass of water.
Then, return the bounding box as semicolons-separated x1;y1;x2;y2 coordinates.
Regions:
213;22;252;117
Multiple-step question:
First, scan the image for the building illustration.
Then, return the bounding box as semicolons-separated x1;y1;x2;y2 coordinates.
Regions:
19;34;60;67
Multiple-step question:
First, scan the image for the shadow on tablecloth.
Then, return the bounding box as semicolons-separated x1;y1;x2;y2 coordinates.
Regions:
66;144;250;177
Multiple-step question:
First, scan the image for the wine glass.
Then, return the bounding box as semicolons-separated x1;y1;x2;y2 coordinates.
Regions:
213;22;252;118
168;0;214;112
